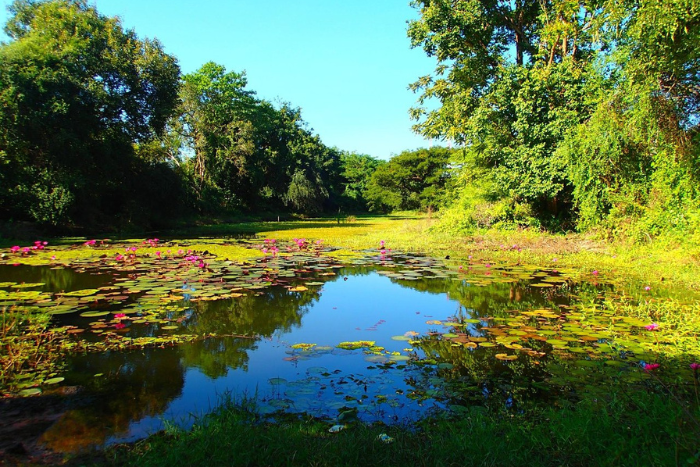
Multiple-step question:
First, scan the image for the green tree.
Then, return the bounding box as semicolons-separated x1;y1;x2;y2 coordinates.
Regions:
0;0;180;227
337;152;383;211
175;63;341;216
365;147;452;212
409;0;700;234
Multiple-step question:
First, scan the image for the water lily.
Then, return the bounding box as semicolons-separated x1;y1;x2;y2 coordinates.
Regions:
691;363;700;371
644;363;660;372
644;285;651;291
380;240;385;248
10;246;19;253
644;323;659;331
592;270;599;275
114;313;126;319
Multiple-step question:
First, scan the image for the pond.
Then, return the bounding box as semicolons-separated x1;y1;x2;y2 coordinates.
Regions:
0;239;693;455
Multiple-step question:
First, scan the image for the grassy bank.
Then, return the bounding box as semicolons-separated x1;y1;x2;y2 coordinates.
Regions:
101;392;698;467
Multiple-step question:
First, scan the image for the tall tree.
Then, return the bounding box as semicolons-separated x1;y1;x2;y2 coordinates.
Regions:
409;0;700;233
0;0;180;226
365;147;452;212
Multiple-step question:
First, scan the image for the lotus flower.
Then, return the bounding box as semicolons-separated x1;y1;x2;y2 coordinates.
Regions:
644;363;660;372
644;323;659;331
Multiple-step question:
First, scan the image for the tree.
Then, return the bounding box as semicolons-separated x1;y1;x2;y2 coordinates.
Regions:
409;0;700;234
365;147;452;212
337;152;383;210
0;0;180;227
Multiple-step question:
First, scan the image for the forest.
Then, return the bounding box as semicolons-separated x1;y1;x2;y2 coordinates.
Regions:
0;0;698;244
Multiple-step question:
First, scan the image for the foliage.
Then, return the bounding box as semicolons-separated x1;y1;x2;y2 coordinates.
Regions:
170;62;342;216
0;0;182;229
409;0;700;237
365;147;452;212
337;152;383;211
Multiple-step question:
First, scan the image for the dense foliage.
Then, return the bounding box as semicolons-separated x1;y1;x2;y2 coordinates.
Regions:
0;0;182;229
0;0;389;232
409;0;700;239
365;147;452;212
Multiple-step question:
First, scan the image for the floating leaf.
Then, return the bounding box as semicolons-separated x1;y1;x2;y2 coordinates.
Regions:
43;377;65;385
495;354;518;361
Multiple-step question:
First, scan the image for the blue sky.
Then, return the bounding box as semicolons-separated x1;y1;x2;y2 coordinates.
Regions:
0;0;439;160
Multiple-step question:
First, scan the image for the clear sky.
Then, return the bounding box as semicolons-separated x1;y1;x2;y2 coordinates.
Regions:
0;0;439;160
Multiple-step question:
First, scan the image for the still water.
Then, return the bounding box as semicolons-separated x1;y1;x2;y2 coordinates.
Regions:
0;248;666;454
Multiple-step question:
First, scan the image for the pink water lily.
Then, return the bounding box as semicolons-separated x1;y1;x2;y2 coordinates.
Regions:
644;286;651;291
644;363;660;372
644;323;659;331
10;246;20;253
690;363;700;371
114;313;126;319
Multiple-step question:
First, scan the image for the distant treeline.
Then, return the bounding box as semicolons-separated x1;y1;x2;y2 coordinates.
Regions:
0;0;438;233
2;0;698;242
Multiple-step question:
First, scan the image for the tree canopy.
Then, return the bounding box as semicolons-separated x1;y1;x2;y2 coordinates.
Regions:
409;0;700;236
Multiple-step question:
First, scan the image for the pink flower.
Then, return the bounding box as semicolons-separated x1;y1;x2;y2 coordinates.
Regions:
644;363;660;372
690;363;700;371
114;322;126;330
458;266;463;271
644;323;659;331
155;251;161;257
84;239;96;246
380;240;385;247
592;270;599;275
51;255;56;260
114;313;126;319
644;286;651;291
10;246;20;253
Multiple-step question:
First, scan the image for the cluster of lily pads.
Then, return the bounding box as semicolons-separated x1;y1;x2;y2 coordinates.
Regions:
1;237;697;418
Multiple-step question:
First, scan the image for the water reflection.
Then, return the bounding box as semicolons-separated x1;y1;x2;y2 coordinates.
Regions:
1;259;657;456
41;347;185;453
0;264;113;294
